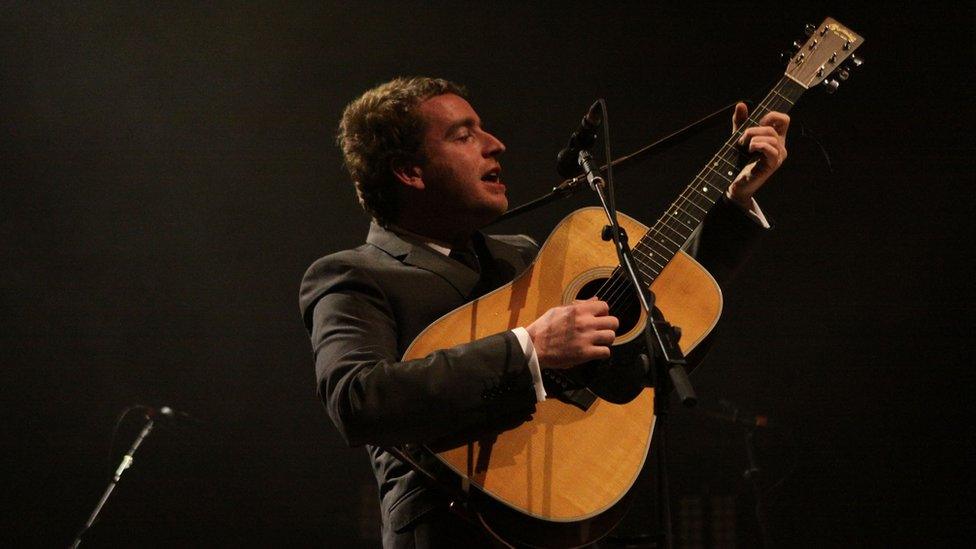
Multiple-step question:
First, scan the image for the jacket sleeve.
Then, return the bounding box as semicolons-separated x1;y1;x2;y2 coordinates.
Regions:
302;257;537;448
690;197;770;286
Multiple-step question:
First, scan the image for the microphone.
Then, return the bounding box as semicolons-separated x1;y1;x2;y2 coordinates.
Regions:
146;405;202;424
556;100;602;178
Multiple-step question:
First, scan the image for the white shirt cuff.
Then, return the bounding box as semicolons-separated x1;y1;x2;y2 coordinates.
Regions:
511;327;546;402
727;193;771;229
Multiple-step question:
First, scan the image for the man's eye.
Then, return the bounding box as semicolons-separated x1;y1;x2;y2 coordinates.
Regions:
456;133;474;142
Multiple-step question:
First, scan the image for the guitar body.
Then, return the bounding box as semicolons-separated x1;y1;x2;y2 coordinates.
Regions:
402;207;723;547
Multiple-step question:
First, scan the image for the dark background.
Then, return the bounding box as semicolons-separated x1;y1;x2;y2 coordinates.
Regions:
2;2;973;547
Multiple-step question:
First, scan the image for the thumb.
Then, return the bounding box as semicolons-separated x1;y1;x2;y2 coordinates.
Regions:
733;102;749;132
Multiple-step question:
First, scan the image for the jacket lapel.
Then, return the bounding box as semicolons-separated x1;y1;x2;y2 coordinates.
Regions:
366;223;480;298
481;233;532;273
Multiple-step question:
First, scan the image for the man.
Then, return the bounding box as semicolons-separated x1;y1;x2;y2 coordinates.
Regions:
299;77;788;547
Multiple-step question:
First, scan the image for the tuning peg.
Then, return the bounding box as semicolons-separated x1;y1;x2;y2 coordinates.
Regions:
837;68;851;81
804;23;817;36
780;40;802;64
822;79;840;94
841;56;864;76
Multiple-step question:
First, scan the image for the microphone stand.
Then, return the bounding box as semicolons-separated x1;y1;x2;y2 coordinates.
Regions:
743;428;774;548
71;414;156;548
577;146;696;549
489;101;741;226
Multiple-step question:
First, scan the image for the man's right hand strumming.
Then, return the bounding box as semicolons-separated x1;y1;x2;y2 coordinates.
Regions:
525;299;619;369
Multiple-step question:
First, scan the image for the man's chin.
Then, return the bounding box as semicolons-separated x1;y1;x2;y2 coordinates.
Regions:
491;196;509;217
470;200;508;227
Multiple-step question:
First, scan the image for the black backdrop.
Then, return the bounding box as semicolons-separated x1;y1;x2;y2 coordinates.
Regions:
2;2;973;547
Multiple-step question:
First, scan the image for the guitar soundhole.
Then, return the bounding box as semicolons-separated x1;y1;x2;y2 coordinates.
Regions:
566;276;647;404
574;277;640;338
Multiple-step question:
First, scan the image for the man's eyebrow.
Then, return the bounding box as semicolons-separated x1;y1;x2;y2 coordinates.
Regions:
443;117;479;137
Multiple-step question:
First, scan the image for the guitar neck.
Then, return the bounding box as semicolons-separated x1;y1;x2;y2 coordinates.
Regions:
630;76;806;285
628;16;865;286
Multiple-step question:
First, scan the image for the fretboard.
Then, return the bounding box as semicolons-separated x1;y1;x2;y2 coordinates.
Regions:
628;76;806;286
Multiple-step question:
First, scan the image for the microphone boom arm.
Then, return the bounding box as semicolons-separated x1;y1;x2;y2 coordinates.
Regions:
488;101;740;226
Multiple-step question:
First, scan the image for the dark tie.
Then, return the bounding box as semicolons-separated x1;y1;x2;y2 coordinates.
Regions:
449;247;481;273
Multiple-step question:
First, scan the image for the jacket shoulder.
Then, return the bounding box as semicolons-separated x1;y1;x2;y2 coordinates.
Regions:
484;233;539;266
489;233;538;250
298;245;389;328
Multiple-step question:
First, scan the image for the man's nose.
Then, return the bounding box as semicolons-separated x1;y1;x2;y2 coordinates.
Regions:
482;131;506;157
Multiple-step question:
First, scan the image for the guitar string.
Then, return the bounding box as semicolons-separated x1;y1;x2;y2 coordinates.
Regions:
593;79;797;327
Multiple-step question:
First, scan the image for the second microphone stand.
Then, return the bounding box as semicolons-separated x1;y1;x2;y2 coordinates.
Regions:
71;413;157;548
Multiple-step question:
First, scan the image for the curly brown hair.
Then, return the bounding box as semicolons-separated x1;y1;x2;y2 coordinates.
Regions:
336;77;467;226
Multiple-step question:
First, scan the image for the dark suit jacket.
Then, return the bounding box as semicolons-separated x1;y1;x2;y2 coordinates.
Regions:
299;200;766;547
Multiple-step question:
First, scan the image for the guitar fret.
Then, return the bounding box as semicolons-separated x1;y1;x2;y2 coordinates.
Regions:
668;199;699;218
654;221;687;248
660;207;697;235
771;86;795;112
770;87;794;105
633;245;668;271
703;163;734;184
635;250;666;271
633;256;666;277
638;265;659;282
719;143;740;158
645;228;681;252
685;193;714;223
692;178;723;198
681;185;714;206
642;231;678;259
677;189;711;213
633;257;659;278
769;95;792;112
665;203;702;233
710;154;738;171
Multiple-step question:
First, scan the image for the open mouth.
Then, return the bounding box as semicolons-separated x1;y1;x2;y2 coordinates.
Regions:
482;168;502;183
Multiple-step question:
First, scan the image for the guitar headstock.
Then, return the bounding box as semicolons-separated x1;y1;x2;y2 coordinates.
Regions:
784;17;864;92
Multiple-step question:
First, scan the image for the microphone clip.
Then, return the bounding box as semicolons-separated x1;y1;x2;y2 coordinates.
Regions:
555;100;602;179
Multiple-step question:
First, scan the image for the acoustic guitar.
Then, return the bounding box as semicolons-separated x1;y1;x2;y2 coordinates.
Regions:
400;17;863;547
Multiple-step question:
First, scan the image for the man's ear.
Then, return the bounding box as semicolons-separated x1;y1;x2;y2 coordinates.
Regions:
392;161;424;190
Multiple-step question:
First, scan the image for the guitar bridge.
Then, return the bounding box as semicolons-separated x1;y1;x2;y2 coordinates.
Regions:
542;369;597;411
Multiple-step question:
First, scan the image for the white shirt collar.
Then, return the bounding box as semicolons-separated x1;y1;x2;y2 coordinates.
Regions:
386;224;455;256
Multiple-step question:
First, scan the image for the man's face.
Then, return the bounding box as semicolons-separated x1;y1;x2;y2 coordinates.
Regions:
413;93;508;227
